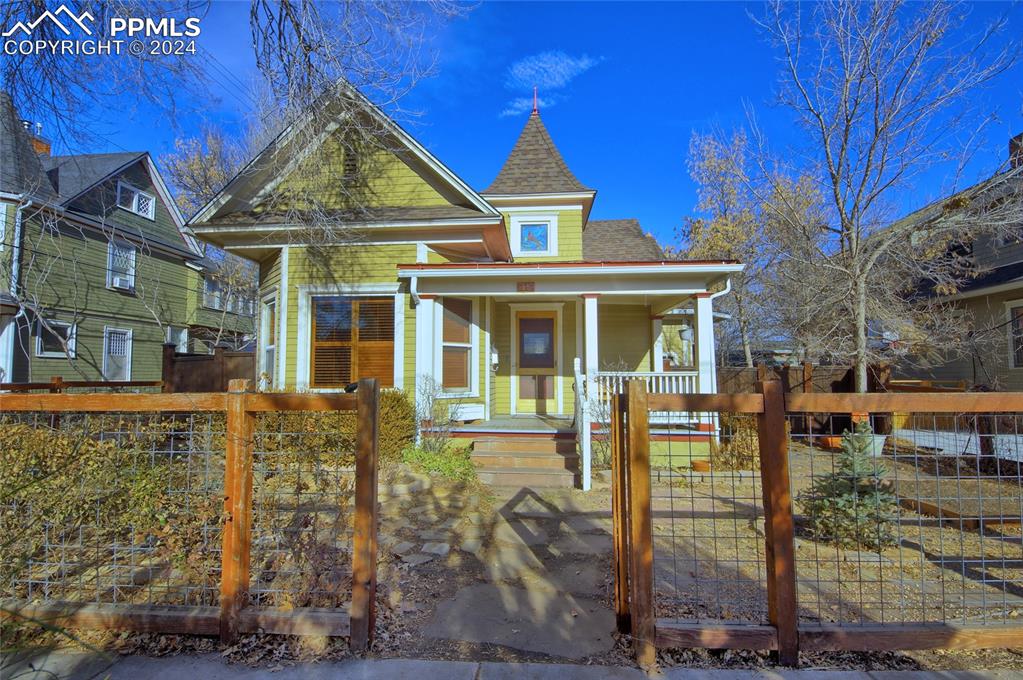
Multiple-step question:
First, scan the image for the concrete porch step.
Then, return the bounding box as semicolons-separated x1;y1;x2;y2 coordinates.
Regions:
476;467;578;488
472;437;577;455
471;450;579;471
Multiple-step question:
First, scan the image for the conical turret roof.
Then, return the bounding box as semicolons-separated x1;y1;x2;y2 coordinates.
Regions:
483;111;591;195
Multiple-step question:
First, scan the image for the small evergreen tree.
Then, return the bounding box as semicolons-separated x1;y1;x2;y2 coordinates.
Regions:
798;422;898;550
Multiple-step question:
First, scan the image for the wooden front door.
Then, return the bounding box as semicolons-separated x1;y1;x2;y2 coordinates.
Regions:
515;311;557;415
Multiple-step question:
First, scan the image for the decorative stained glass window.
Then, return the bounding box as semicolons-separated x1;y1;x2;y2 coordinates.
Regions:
520;223;549;253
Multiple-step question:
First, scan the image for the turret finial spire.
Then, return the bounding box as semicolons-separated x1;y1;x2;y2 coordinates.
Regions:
532;86;538;114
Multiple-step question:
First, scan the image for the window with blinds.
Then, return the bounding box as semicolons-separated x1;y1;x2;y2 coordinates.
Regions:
310;296;394;388
442;298;472;392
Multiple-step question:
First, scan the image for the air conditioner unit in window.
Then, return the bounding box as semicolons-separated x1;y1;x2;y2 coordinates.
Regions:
112;275;133;290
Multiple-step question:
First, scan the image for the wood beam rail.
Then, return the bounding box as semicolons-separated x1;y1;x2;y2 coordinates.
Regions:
799;624;1023;651
786;392;1023;413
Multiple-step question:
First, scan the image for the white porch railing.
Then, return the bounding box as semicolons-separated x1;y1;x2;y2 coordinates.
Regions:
592;371;698;405
573;362;701;492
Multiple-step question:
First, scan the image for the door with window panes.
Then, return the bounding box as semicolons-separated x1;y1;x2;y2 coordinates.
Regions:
103;328;132;381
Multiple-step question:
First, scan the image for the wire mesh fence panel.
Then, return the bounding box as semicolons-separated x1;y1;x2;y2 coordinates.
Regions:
787;411;1023;627
1;411;226;608
248;411;358;610
649;409;770;626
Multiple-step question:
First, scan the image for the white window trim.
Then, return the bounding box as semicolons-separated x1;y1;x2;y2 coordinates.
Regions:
509;302;565;416
35;320;77;359
510;212;559;257
436;297;479;399
116;180;156;220
165;325;189;353
259;293;278;379
294;283;403;392
106;239;137;291
102;326;133;381
1005;299;1023;369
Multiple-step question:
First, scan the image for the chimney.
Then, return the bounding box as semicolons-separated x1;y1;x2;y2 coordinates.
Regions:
1011;132;1023;169
20;119;51;156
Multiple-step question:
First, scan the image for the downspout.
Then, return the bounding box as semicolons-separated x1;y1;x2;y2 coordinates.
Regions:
409;274;421;306
705;276;731;391
9;196;30;297
709;276;732;302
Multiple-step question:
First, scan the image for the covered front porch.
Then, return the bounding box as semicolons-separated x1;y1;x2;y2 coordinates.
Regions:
398;260;742;489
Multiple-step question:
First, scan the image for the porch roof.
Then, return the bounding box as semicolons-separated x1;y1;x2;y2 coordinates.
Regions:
397;260;743;277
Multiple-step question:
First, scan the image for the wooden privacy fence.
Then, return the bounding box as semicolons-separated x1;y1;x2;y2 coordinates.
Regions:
612;381;1023;667
0;378;380;650
162;343;256;393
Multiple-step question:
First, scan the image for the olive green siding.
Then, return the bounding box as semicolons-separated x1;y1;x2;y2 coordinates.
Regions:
273;138;451;211
499;207;584;262
0;199;14;293
903;288;1023;390
66;161;188;250
12;212;189;381
184;266;254;337
599;304;653;371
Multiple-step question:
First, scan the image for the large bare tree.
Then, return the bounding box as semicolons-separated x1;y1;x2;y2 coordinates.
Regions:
752;0;1022;391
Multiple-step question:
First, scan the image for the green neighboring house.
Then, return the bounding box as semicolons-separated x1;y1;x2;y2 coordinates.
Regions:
0;92;253;383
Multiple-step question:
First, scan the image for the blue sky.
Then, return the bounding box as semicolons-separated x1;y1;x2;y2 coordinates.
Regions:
66;1;1023;249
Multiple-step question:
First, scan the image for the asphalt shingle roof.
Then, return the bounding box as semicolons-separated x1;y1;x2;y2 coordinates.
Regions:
583;218;664;261
0;91;58;201
483;112;591;195
41;153;145;203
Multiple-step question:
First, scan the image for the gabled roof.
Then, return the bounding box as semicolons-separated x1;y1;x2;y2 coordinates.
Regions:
41;152;145;203
483;112;591;195
583;218;663;261
190;81;501;227
0;91;58;202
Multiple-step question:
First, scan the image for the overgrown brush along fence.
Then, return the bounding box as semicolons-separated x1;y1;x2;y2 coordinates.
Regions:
0;379;381;651
612;382;1023;667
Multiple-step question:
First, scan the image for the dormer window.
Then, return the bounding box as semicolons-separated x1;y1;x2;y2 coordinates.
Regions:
116;181;156;220
510;213;558;257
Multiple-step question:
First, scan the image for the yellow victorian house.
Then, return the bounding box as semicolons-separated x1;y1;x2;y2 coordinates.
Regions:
190;87;741;489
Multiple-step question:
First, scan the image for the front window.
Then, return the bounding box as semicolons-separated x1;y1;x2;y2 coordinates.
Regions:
510;213;558;257
310;296;394;388
1012;306;1023;368
116;181;156;220
166;326;188;353
520;223;549;253
442;298;473;393
103;328;132;381
261;299;277;383
107;240;137;290
35;320;76;358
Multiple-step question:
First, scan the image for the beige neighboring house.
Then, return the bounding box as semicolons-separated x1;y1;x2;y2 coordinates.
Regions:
901;133;1023;389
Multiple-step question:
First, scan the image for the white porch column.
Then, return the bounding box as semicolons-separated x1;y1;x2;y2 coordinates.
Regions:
694;294;717;393
583;294;599;377
580;294;600;491
415;295;438;414
651;315;664;372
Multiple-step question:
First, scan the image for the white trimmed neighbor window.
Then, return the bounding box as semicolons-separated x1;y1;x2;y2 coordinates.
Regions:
442;298;473;393
260;298;277;384
116;181;156;220
1010;304;1023;369
510;213;558;257
35;320;76;358
166;325;188;353
107;239;137;291
103;327;133;381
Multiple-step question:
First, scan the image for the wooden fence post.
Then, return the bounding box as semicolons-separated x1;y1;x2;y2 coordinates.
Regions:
350;378;380;652
802;362;813;435
756;380;799;665
610;392;631;633
220;378;254;643
624;380;656;668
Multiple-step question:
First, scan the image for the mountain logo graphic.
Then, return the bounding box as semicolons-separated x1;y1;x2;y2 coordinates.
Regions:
2;4;95;37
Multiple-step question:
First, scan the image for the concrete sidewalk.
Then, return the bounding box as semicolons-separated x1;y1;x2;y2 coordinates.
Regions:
2;651;1020;680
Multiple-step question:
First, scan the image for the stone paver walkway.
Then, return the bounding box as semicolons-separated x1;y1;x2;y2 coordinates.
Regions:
421;486;617;660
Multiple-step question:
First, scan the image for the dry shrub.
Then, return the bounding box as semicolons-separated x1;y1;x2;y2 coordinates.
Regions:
710;414;761;470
